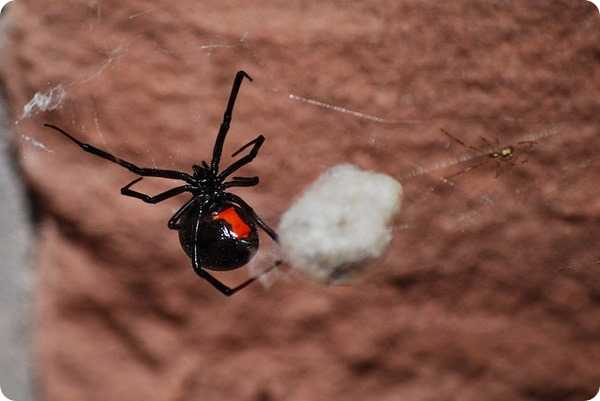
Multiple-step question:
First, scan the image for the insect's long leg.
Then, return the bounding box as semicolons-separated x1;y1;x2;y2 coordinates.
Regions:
223;176;259;189
167;197;196;230
44;124;195;184
120;177;193;204
441;128;481;153
445;158;491;180
218;135;265;180
479;136;496;152
494;160;506;178
190;213;278;296
225;193;278;242
210;71;253;175
517;140;538;152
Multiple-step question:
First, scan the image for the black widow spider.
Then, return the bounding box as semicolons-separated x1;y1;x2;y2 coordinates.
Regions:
44;71;279;296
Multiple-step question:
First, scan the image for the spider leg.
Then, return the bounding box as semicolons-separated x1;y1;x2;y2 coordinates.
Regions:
210;71;253;174
167;198;197;230
445;158;491;180
478;136;496;152
441;128;481;153
223;176;259;189
508;156;528;168
232;175;259;182
217;135;265;180
494;160;506;178
230;136;264;158
517;140;538;151
224;193;278;242
120;177;193;203
190;213;279;296
44;124;195;183
192;263;278;297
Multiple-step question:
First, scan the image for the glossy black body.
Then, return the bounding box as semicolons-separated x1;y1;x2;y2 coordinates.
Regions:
44;71;278;296
178;201;259;271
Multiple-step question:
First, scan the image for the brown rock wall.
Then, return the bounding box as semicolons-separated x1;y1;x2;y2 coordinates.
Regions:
1;1;600;400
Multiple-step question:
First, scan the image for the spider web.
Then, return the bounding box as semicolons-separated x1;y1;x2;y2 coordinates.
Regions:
4;7;599;277
6;0;600;302
2;1;600;400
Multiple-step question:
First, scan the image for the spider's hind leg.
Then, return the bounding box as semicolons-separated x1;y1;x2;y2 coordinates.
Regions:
190;213;276;296
192;265;245;297
192;261;280;297
224;193;278;242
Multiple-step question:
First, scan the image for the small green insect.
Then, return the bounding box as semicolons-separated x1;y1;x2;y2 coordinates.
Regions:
441;128;537;179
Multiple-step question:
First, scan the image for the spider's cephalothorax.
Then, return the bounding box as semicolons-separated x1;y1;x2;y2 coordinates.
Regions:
490;146;514;160
45;71;278;296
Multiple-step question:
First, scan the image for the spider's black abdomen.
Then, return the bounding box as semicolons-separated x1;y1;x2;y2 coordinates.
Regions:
178;201;259;271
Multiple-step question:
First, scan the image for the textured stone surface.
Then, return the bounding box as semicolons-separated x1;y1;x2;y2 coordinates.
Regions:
1;1;600;401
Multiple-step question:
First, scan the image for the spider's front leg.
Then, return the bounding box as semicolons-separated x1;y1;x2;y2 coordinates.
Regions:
192;264;249;296
218;135;265;180
441;128;482;153
44;124;195;183
223;176;259;189
517;140;538;148
211;71;253;174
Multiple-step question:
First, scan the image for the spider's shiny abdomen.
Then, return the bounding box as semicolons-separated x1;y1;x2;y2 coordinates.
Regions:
178;201;259;271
